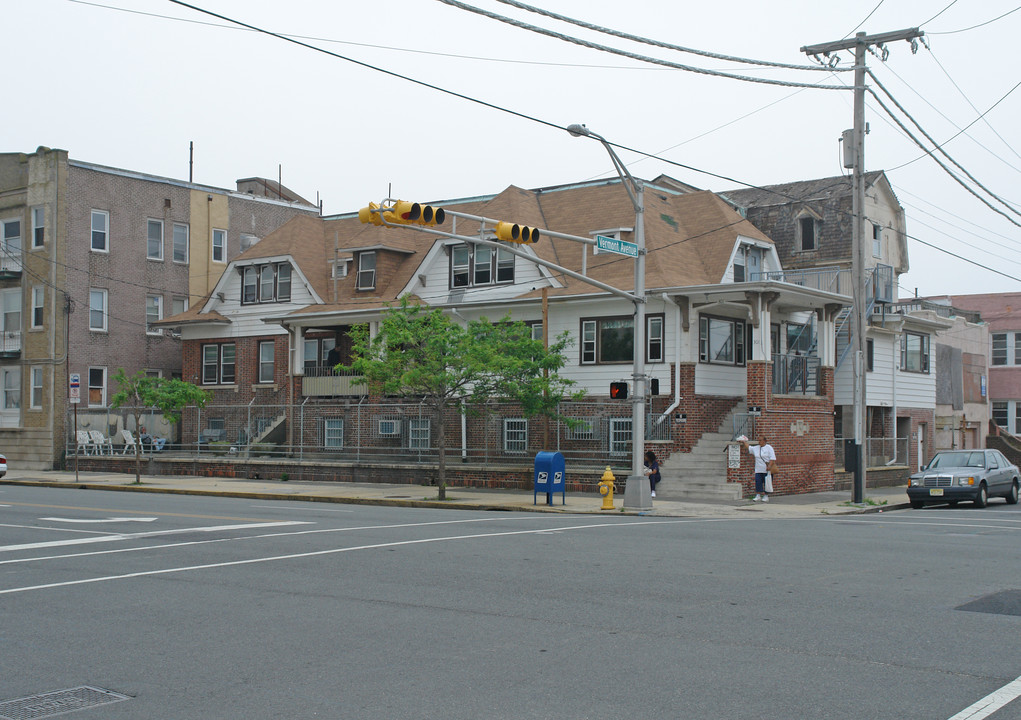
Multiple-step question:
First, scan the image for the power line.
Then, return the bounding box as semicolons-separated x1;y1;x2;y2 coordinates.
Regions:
432;0;853;89
920;0;961;27
66;0;677;71
491;0;849;72
868;70;1021;222
926;5;1020;34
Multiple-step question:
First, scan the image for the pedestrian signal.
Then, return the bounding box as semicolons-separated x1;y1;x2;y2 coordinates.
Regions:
609;382;628;399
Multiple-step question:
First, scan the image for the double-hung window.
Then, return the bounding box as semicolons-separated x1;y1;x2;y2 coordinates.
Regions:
993;401;1008;430
258;340;275;384
89;289;108;332
30;366;43;409
797;216;816;251
901;331;930;373
173;223;189;263
449;244;514;288
241;262;292;304
580;317;633;365
146;220;163;260
647;315;664;363
91;210;109;252
31;286;44;329
2;367;19;410
32;208;44;248
408;418;430;449
212;228;226;263
202;343;236;385
88;367;105;407
992;333;1007;366
146;295;163;335
699;315;747;366
357;251;376;290
1;219;21;271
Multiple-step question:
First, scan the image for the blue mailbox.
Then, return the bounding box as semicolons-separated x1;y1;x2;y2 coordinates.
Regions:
533;451;566;506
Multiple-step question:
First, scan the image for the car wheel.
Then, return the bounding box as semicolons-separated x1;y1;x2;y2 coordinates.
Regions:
974;483;988;508
1006;480;1019;505
910;500;924;509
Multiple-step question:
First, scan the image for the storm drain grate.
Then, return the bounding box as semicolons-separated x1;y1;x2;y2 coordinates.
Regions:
0;686;130;720
957;589;1021;617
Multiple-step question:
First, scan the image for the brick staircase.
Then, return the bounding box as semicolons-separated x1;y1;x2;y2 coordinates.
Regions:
655;403;747;502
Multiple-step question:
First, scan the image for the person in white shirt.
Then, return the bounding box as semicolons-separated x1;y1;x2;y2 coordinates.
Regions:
739;433;777;502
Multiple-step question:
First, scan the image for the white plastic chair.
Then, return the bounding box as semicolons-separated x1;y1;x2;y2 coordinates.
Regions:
89;430;113;455
120;429;140;454
76;430;93;455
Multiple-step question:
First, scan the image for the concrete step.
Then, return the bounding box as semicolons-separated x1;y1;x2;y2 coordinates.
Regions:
656;479;743;501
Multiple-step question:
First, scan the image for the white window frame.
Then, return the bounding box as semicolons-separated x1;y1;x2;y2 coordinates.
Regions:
146;219;163;260
87;366;106;407
89;289;108;332
699;315;747;366
992;332;1007;366
212;228;227;263
378;418;400;436
647;315;664;363
1;289;21;336
504;418;528;454
1;218;22;269
30;366;43;409
91;210;109;253
580;317;634;365
146;295;163;335
872;223;883;258
2;367;20;411
323;417;344;449
31;207;44;248
173;223;189;264
31;286;44;329
408;417;430;449
357;251;376;290
258;340;275;384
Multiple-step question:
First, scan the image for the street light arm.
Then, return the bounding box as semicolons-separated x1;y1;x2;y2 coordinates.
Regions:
566;124;641;211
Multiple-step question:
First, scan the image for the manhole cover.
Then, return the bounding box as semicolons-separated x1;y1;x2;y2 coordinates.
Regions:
0;686;130;719
957;590;1021;617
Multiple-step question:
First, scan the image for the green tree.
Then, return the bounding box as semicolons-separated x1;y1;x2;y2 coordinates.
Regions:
110;370;211;484
342;296;583;500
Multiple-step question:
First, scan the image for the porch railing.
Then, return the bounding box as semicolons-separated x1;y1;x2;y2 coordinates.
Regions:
772;353;821;395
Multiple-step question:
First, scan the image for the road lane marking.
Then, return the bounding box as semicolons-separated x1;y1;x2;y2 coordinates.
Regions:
0;517;738;595
2;501;281;522
948;675;1021;720
0;521;312;553
40;517;159;523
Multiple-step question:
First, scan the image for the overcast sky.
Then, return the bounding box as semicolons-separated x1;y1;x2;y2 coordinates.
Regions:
6;0;1020;299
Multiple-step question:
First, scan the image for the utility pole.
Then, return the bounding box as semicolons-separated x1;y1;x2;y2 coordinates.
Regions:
801;28;923;503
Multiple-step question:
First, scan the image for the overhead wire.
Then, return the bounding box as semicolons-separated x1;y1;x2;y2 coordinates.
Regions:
490;0;849;72
867;70;1021;222
431;0;852;89
105;0;1015;290
925;5;1018;34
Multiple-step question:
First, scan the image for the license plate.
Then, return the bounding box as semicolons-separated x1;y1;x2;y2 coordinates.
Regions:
929;488;944;496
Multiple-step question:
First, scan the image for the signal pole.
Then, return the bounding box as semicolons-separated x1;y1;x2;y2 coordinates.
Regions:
801;29;923;503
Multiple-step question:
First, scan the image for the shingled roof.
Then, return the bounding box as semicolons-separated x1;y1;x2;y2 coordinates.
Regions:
180;177;773;323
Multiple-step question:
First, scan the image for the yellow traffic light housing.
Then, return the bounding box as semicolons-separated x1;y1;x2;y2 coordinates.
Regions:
358;201;446;227
494;221;540;244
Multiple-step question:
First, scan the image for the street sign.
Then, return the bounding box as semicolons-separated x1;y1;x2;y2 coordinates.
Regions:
69;373;80;404
596;234;638;258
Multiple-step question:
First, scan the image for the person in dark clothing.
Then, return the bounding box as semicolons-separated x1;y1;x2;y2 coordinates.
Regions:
644;450;661;498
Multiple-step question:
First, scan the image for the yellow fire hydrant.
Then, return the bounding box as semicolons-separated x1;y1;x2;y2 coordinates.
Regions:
598;466;616;510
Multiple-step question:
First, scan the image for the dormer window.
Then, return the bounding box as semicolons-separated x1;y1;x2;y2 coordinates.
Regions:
449;244;514;289
797;215;817;251
241;262;292;304
357;251;376;290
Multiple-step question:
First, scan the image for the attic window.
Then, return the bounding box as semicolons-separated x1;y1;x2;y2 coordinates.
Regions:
241;262;291;304
798;216;817;251
357;251;376;290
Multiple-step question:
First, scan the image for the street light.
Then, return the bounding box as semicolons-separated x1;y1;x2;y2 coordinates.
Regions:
567;123;651;512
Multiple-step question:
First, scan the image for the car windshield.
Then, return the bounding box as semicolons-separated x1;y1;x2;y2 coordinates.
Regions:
927;451;986;469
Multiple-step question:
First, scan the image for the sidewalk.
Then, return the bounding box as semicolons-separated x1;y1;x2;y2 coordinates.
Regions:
0;469;910;518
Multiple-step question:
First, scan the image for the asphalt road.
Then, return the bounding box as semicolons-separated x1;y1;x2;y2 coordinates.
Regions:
1;485;1019;719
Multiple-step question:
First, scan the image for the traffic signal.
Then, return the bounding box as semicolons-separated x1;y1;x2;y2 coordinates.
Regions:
358;201;446;227
609;381;628;399
494;221;540;244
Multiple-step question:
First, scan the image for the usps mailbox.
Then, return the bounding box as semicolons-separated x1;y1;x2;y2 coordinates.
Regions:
533;451;566;506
